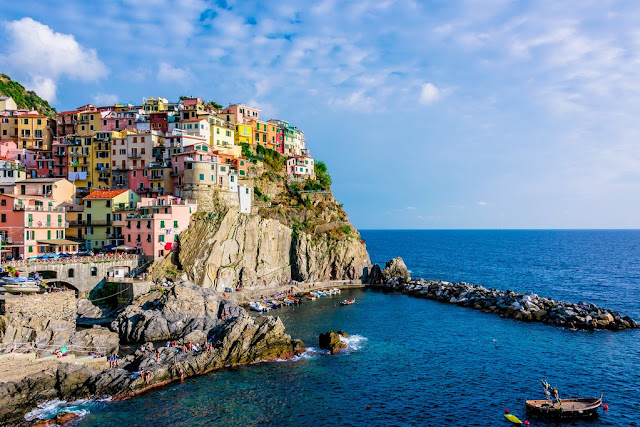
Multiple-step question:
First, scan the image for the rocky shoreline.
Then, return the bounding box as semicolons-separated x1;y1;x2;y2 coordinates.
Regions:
369;258;639;331
0;283;304;426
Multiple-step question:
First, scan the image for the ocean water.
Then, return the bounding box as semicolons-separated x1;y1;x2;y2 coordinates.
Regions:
64;230;639;426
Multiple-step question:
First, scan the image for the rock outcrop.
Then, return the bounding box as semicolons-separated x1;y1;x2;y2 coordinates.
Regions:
318;330;348;354
76;298;110;319
0;316;75;353
110;283;242;342
69;327;119;356
0;314;305;425
381;257;410;283
177;209;370;291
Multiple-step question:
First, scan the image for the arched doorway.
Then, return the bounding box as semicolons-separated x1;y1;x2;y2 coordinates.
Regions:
35;270;58;280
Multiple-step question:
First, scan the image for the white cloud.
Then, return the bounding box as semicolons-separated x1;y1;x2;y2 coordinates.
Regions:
406;206;417;210
93;93;119;106
419;82;441;105
2;17;107;102
477;201;488;206
158;62;191;84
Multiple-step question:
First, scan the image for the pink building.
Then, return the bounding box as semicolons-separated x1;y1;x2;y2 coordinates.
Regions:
0;193;77;260
222;104;260;124
123;195;197;260
286;155;316;179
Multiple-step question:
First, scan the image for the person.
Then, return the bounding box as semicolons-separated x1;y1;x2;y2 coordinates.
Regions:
156;348;161;363
179;368;185;382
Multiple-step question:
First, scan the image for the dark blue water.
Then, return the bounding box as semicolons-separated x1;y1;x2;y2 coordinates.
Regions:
63;231;639;426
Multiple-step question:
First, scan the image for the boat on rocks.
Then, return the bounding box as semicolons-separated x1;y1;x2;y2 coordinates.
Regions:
0;276;43;294
340;299;355;306
526;380;603;420
249;301;270;312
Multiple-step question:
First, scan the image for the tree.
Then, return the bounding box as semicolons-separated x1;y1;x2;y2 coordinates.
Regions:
315;161;332;189
208;101;223;109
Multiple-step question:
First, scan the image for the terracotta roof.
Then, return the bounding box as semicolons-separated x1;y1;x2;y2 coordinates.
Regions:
59;111;78;115
84;189;130;200
18;114;46;118
182;118;205;122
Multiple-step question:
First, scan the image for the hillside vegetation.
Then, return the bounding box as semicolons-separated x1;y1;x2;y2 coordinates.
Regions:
0;74;56;117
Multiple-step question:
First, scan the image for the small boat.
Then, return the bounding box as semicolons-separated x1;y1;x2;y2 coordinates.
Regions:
526;380;603;419
1;277;43;294
249;301;269;312
340;299;355;306
332;288;341;294
305;294;316;301
504;413;522;424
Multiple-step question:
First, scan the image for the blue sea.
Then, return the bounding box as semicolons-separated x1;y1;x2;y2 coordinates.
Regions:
44;230;640;426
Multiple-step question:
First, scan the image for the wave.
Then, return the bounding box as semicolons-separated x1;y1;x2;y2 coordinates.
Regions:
339;334;368;352
24;397;111;422
274;346;329;362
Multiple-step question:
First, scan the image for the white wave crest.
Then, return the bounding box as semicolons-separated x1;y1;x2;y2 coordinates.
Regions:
339;334;368;352
24;397;111;422
274;346;329;362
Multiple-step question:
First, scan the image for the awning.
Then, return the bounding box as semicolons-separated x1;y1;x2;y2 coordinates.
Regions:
36;239;81;246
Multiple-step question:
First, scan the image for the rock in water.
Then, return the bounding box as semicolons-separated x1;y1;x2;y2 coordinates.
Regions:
319;330;349;354
382;257;411;283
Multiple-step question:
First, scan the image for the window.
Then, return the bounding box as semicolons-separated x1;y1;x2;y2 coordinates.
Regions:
0;199;5;206
106;200;111;207
160;220;165;228
68;268;75;278
86;201;91;208
199;173;204;180
173;220;178;228
0;214;5;222
91;267;97;276
159;235;164;242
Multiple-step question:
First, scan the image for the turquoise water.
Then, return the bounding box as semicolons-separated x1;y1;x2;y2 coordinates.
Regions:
60;230;639;425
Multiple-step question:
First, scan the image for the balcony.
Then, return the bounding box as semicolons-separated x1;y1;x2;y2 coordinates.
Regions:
129;153;142;158
14;204;65;212
68;219;112;226
26;221;69;228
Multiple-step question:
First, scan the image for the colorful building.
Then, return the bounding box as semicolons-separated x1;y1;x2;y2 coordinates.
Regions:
82;189;140;249
222;104;260;124
286;155;315;179
123;195;197;260
143;97;169;113
0;193;75;260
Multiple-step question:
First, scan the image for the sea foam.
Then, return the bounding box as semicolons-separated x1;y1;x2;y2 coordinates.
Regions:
24;397;111;422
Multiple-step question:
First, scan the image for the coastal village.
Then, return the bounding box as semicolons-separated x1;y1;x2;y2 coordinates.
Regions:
0;95;316;262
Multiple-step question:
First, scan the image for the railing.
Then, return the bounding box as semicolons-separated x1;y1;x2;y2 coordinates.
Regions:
26;221;69;228
14;205;66;212
68;219;112;226
0;253;140;268
129;153;141;158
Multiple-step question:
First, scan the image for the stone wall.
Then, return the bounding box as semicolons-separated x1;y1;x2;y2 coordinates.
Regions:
0;292;76;323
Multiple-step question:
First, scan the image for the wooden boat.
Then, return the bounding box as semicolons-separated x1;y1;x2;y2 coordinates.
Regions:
526;396;602;419
305;294;316;300
340;299;355;306
527;380;602;419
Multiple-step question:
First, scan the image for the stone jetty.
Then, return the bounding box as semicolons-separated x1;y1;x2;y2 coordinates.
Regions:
369;258;638;331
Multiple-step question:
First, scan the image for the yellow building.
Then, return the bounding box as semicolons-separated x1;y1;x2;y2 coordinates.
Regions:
76;109;102;136
209;116;235;149
15;114;53;151
235;124;253;145
67;135;93;190
143;97;169;112
83;189;141;249
93;131;112;189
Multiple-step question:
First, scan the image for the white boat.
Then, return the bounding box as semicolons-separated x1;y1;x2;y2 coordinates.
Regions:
249;301;268;312
1;277;42;294
333;288;341;294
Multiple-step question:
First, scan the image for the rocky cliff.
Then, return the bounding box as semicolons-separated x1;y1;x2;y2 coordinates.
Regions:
171;149;370;291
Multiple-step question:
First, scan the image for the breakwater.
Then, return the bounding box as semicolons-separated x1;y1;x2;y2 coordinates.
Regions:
370;275;638;331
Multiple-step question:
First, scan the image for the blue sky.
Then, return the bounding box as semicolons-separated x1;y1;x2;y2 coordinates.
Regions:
2;0;640;229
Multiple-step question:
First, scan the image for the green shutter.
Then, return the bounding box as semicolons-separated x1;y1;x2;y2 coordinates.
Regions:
174;220;178;228
160;221;165;228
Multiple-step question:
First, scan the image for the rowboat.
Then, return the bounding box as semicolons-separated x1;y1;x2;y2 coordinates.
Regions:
527;380;602;419
305;294;316;300
1;277;43;294
340;299;355;306
526;397;602;419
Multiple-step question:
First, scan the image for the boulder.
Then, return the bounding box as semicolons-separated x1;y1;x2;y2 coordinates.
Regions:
110;283;243;343
382;258;410;283
69;327;119;355
318;330;348;354
76;298;109;319
367;264;383;285
598;312;614;323
55;411;80;425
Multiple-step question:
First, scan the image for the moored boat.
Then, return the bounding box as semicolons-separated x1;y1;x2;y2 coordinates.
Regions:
526;380;602;419
1;277;43;294
305;294;316;300
340;299;355;306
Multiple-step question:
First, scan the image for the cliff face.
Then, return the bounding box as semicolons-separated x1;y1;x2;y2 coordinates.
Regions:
171;149;370;291
178;207;370;291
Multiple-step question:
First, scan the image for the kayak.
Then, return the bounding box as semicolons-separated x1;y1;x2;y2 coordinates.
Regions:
504;413;522;424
